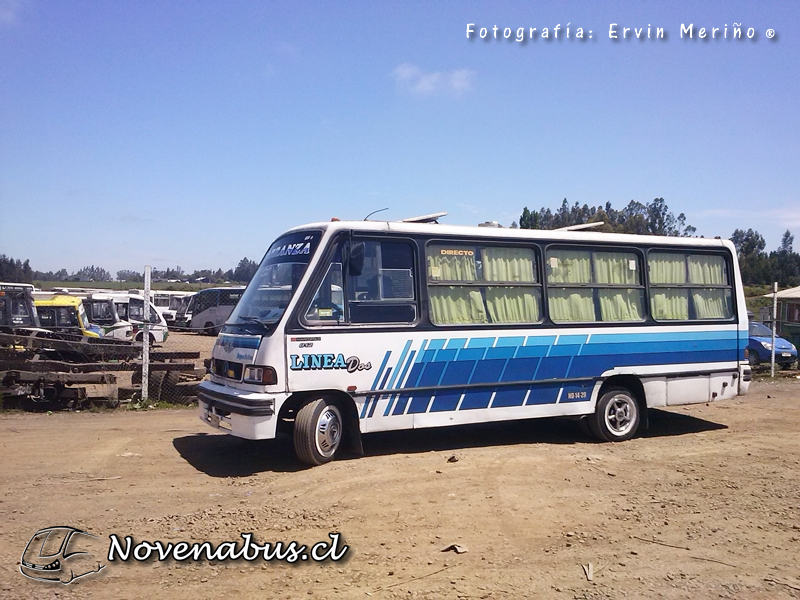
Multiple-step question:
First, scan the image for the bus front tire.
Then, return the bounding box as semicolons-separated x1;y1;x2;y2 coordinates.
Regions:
135;332;156;345
294;398;343;466
589;387;640;442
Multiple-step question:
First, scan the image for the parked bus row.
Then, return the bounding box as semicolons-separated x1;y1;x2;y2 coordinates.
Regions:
1;283;252;340
0;285;167;344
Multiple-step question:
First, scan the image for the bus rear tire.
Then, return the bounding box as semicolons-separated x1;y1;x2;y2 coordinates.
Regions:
294;398;343;466
589;387;640;442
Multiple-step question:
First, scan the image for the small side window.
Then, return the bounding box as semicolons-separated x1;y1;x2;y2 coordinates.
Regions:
648;252;733;320
348;241;416;324
546;248;644;323
304;239;418;326
426;243;541;326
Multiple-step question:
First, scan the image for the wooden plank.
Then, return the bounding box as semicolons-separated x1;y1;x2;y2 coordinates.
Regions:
1;370;117;384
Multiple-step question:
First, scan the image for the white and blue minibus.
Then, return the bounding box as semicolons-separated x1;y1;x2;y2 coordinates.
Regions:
198;216;751;465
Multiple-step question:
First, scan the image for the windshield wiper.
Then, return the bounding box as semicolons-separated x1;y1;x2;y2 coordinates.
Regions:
236;315;278;326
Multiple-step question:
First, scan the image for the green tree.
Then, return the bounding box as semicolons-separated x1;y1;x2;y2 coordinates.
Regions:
517;198;695;237
75;265;112;282
233;258;258;283
117;269;144;282
0;255;33;283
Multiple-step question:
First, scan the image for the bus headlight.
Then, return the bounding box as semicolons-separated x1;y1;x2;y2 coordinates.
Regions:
243;366;277;385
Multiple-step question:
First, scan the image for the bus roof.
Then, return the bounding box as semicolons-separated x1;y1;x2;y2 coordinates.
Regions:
34;295;84;308
282;218;734;250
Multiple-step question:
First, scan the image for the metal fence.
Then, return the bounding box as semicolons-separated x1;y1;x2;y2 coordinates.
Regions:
0;267;220;411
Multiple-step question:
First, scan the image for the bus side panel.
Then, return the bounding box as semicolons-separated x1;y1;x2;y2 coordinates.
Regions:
285;325;742;434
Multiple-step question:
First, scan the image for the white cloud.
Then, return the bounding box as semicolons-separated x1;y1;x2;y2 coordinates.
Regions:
393;63;476;97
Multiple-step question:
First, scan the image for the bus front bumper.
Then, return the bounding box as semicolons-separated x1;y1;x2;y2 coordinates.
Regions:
197;381;283;440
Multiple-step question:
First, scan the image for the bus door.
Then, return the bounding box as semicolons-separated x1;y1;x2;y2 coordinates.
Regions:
287;237;418;432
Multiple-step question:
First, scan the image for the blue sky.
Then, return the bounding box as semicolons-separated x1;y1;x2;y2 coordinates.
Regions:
1;1;797;277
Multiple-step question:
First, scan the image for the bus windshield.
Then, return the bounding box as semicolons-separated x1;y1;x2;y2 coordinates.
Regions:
228;231;321;330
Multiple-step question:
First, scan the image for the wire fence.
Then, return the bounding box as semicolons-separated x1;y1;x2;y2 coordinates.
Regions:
0;274;226;411
0;325;219;412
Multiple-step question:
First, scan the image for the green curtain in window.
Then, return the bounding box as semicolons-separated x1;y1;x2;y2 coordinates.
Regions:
693;289;731;319
548;289;596;322
486;287;540;323
429;286;487;324
481;247;536;282
594;252;639;285
547;250;592;284
649;253;686;284
650;289;689;320
688;255;727;285
427;248;477;282
598;289;644;322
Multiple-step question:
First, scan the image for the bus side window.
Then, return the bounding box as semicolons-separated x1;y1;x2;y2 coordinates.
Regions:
11;299;33;326
39;308;55;327
305;245;344;322
348;240;416;324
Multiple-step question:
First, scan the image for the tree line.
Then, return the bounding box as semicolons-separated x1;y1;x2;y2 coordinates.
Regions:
4;198;799;288
515;198;697;237
514;197;799;288
0;256;260;285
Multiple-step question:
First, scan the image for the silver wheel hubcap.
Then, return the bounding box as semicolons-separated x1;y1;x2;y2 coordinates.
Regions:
604;395;635;436
316;406;342;458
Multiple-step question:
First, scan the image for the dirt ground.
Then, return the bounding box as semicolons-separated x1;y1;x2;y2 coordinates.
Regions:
1;372;799;599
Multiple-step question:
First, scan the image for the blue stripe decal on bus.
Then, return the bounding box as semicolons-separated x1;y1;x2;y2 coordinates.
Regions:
363;329;740;418
386;349;417;416
217;335;260;350
414;340;429;363
387;341;412;391
368;367;393;418
361;350;393;418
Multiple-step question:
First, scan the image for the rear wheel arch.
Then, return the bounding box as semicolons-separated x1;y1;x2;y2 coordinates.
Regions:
598;376;647;419
586;375;648;441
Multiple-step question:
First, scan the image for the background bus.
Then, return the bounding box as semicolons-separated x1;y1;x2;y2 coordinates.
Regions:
109;293;169;344
0;282;40;330
80;293;133;341
187;287;245;335
34;295;102;338
151;291;194;328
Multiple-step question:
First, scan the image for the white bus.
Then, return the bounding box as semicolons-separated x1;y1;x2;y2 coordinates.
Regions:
109;293;169;344
197;216;751;466
151;291;194;327
80;293;133;341
186;287;245;335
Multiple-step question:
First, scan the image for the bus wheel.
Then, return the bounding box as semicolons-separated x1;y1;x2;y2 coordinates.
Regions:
294;398;343;466
589;387;640;442
204;322;215;336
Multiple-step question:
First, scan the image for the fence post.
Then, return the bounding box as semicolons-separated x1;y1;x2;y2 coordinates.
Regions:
771;281;777;378
142;266;151;401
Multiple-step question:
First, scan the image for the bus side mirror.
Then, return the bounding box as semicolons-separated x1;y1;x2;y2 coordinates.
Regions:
348;242;365;277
